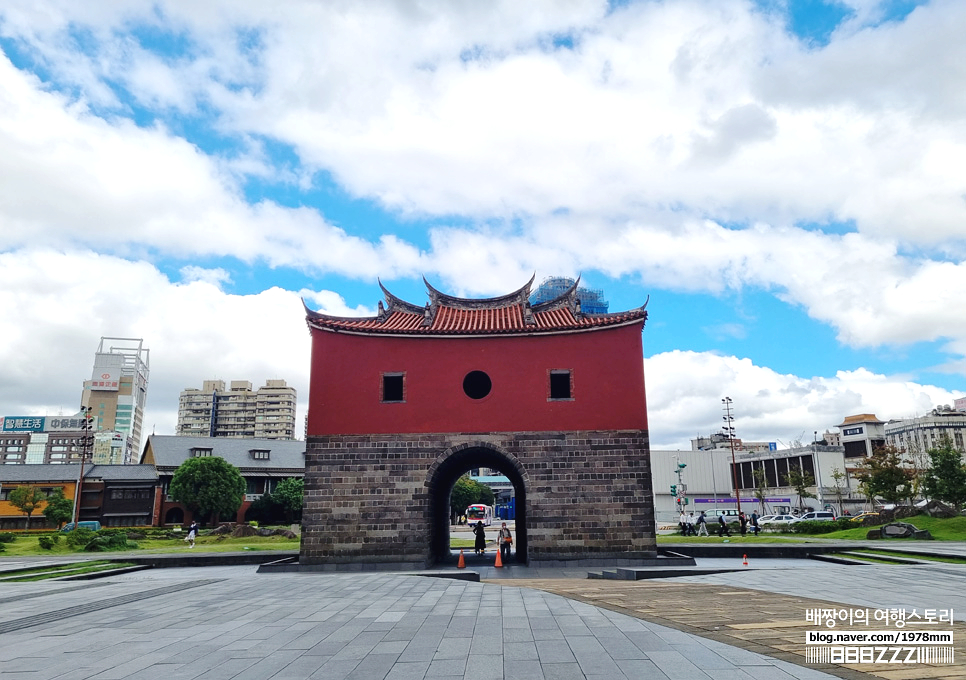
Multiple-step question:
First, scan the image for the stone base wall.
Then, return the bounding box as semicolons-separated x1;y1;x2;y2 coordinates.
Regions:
301;429;655;567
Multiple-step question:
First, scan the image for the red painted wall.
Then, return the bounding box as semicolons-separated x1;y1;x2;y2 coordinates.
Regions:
307;323;648;435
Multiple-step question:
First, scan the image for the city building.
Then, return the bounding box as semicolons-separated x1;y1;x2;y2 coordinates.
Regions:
652;444;863;521
81;337;150;464
836;414;886;459
141;435;305;525
885;406;966;453
176;379;297;440
0;413;108;465
0;463;158;530
691;432;775;453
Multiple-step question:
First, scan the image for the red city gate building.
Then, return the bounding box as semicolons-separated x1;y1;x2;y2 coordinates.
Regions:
302;277;654;568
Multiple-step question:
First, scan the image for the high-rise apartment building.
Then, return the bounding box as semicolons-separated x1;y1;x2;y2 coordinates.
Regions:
81;337;150;465
176;379;297;440
885;406;966;453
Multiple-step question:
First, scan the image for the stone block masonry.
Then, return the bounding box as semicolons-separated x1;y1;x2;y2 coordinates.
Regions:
301;429;655;569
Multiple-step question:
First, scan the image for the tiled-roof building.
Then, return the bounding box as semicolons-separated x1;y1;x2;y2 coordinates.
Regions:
302;276;654;569
141;435;304;525
0;464;158;530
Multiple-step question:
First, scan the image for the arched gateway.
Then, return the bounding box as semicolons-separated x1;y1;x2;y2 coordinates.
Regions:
301;277;655;569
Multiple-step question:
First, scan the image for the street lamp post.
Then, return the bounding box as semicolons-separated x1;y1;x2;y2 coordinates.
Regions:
813;430;824;510
721;397;742;515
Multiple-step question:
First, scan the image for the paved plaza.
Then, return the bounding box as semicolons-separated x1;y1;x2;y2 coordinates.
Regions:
0;556;962;679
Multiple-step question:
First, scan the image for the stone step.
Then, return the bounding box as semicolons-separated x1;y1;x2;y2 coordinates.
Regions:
836;551;927;565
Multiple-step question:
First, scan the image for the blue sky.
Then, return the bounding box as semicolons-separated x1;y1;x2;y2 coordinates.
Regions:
0;0;963;449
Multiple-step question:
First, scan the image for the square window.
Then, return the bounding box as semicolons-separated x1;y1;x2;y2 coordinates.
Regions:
382;373;405;403
549;370;572;400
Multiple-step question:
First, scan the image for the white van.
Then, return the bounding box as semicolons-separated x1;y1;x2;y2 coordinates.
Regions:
704;509;740;522
797;511;836;522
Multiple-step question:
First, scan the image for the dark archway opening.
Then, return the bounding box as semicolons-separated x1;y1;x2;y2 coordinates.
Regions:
164;507;184;525
429;446;527;566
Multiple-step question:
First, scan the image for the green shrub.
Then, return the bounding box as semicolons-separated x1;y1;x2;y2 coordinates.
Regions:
38;536;55;550
65;527;96;548
84;533;137;552
0;541;5;552
790;520;840;534
0;532;16;543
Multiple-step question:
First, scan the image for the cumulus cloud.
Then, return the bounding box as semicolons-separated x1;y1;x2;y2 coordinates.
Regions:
645;350;958;449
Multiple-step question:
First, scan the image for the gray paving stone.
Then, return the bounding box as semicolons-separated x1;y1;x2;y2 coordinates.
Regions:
427;658;467;676
465;652;505;678
385;660;432;680
0;566;851;680
540;663;587;680
504;658;544;680
503;641;538;661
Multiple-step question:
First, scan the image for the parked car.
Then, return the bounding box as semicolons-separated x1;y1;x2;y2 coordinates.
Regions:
60;521;101;532
758;514;798;527
849;512;880;523
797;511;836;522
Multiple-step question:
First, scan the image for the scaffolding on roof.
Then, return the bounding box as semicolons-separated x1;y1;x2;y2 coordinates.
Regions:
530;277;609;314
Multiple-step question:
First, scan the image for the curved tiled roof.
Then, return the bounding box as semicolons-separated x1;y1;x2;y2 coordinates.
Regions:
305;278;647;336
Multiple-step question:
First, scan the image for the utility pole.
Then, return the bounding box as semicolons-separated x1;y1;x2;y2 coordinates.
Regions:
722;397;742;515
72;406;94;526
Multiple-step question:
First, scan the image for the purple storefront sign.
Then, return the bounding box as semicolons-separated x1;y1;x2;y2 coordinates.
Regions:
692;497;791;504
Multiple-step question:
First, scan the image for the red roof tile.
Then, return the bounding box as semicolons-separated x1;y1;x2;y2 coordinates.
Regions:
305;279;647;336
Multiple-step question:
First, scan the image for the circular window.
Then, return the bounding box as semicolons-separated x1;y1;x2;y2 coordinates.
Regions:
462;371;492;399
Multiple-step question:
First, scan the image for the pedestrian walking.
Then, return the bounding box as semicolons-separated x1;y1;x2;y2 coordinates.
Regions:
184;521;199;548
498;522;513;561
686;512;696;536
679;510;688;536
739;512;748;536
750;512;760;537
696;511;709;536
717;514;731;537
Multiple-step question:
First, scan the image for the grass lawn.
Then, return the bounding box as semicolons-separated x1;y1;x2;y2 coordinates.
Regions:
1;532;487;558
0;532;301;558
658;514;966;543
0;560;138;581
657;533;827;544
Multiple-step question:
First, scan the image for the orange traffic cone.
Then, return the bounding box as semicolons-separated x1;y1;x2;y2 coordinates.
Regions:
494;547;503;568
457;549;465;569
742;554;748;566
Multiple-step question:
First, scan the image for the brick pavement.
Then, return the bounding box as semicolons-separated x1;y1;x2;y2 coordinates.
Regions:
502;578;964;680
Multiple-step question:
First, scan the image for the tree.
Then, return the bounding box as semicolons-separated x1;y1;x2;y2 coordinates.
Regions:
42;489;74;529
8;486;46;530
922;438;966;511
449;476;496;520
168;457;246;524
829;468;848;516
784;466;816;511
751;466;768;515
272;477;304;523
854;446;912;506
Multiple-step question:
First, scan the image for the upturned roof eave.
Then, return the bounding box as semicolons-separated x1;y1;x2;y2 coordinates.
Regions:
306;308;647;337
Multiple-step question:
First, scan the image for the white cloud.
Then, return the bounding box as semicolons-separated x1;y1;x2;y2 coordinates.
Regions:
645;350;958;449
